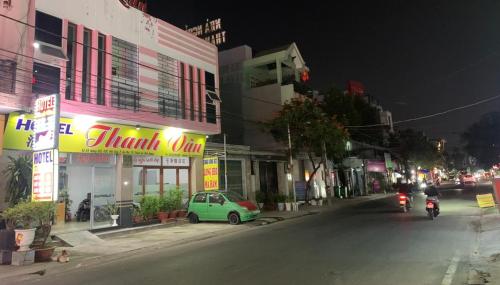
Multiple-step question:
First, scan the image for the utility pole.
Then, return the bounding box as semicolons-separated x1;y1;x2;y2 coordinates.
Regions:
288;124;297;211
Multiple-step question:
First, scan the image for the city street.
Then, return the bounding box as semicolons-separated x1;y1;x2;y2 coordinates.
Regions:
6;183;492;285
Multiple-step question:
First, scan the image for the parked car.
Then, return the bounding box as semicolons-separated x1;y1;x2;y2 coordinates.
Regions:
187;191;260;225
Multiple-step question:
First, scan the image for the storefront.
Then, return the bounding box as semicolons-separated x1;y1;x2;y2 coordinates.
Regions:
1;112;206;232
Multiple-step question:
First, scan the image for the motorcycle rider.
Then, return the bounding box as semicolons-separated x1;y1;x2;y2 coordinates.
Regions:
398;182;414;207
424;185;440;214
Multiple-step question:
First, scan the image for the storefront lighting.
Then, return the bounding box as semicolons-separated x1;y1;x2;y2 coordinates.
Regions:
123;181;129;186
33;42;40;49
164;127;184;140
287;173;292;181
135;125;141;131
305;170;310;181
74;115;99;131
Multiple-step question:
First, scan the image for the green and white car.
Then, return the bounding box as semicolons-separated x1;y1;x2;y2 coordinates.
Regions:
187;191;260;225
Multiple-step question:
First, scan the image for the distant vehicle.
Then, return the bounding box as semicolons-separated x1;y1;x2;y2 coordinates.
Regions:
461;174;476;186
188;191;260;225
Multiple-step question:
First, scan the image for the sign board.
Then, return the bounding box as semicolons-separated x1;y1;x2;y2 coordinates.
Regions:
186;18;226;46
476;194;496;208
133;155;161;166
203;156;219;191
0;115;4;156
163;156;189;167
33;95;59;151
32;149;58;202
294;181;306;201
384;153;393;169
4;113;206;157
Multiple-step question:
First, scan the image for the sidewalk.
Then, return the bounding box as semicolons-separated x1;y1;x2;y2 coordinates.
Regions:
469;208;500;285
0;193;390;281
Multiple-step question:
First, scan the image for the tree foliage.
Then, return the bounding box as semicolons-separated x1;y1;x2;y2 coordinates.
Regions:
3;155;32;206
266;98;348;200
321;88;383;145
462;112;500;168
389;129;441;171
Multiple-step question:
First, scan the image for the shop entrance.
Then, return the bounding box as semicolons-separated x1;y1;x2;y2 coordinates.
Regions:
91;166;116;229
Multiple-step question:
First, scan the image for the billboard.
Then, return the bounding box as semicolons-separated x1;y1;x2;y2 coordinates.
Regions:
33;95;59;151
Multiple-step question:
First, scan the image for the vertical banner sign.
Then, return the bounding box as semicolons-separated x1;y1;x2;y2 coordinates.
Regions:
384;153;393;170
32;94;60;202
33;95;59;151
204;156;219;191
32;149;59;202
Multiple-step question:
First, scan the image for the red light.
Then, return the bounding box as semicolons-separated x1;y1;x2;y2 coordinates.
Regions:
399;195;406;200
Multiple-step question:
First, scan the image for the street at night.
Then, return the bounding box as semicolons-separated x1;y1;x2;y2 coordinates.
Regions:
2;183;492;285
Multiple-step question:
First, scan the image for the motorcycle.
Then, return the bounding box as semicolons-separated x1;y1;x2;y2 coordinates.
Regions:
76;198;91;222
399;193;411;212
426;197;439;220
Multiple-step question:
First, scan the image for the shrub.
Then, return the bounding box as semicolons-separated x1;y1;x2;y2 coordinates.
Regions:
140;196;160;220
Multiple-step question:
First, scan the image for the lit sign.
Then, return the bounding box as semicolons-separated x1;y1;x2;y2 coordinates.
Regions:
186;18;226;46
4;113;206;157
32;149;58;202
33;95;59;151
204;156;219;191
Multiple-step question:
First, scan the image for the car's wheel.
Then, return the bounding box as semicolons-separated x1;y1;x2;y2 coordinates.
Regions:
228;212;240;225
188;213;199;224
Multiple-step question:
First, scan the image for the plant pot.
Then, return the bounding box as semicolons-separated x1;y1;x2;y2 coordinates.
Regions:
15;229;36;251
169;210;179;219
133;216;143;224
158;212;169;223
177;210;187;218
285;202;292;211
310;200;316;206
110;214;119;226
278;203;285;212
318;200;323;206
34;246;56;262
258;203;264;209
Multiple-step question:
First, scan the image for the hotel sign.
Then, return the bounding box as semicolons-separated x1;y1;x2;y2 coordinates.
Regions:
4;113;206;157
186;18;226;46
33;95;59;151
32;149;58;202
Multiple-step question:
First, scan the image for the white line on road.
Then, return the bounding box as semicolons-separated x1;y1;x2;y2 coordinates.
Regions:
441;252;461;285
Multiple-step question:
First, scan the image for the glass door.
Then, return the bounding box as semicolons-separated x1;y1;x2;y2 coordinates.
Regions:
91;167;116;229
144;168;161;196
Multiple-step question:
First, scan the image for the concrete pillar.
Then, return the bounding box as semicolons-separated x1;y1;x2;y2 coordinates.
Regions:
276;59;282;85
190;157;203;195
116;155;133;227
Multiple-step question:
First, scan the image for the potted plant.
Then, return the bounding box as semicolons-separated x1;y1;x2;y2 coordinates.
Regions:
276;194;286;211
285;195;294;211
157;196;171;223
106;202;119;227
255;191;265;209
3;156;32;207
31;202;56;262
140;196;160;222
167;188;183;218
132;207;143;224
1;201;36;251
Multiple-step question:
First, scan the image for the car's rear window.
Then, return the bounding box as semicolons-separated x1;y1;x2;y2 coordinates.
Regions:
225;192;244;202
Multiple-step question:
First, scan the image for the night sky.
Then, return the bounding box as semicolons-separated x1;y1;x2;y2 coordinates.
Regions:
148;0;500;147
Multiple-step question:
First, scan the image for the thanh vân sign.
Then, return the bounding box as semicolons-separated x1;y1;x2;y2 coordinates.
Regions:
3;113;206;157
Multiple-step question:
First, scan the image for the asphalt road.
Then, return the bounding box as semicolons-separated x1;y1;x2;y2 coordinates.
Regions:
9;183;492;285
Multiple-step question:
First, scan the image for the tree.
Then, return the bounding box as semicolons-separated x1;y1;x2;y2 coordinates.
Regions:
462;112;500;168
321;88;383;145
389;129;442;176
266;98;348;202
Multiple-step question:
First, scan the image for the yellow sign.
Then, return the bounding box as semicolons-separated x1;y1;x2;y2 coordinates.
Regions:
204;156;219;191
0;114;4;156
3;113;206;157
476;194;496;208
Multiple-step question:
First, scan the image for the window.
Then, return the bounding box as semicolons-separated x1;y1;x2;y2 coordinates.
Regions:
193;193;207;203
65;23;76;100
197;69;202;122
97;34;106;105
205;71;217;124
189;65;194;120
35;11;62;46
208;193;224;204
111;37;139;110
81;29;91;103
0;59;16;94
158;53;180;118
179;63;186;119
33;62;60;95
